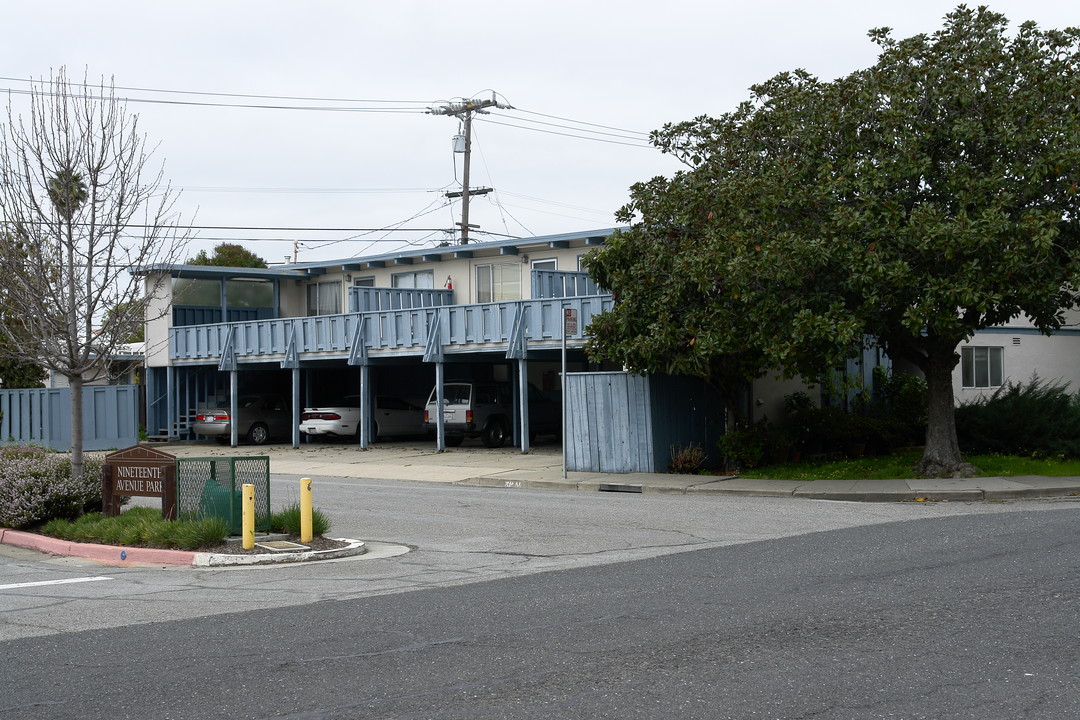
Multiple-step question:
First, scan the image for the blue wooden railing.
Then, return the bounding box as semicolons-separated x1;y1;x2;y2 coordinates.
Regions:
531;270;599;299
170;295;613;363
348;287;455;313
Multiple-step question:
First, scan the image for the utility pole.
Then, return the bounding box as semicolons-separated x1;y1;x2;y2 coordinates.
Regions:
428;93;511;244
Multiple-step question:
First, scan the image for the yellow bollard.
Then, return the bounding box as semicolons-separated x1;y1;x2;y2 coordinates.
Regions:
242;483;255;550
300;477;313;543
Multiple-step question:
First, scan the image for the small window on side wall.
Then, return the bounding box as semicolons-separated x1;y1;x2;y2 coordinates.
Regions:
961;346;1003;388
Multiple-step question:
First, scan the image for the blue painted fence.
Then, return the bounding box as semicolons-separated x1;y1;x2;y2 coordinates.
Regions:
0;385;140;451
565;372;725;473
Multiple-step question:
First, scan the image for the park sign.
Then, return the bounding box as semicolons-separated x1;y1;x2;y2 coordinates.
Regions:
102;445;177;520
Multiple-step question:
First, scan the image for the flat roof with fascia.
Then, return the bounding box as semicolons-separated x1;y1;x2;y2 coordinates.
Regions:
131;227;619;279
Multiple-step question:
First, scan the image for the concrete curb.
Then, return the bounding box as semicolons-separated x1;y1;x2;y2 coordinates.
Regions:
0;529;368;567
0;528;198;566
192;538;367;567
455;475;1080;502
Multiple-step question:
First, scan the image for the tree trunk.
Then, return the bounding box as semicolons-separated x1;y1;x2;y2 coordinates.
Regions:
70;373;84;482
915;345;977;477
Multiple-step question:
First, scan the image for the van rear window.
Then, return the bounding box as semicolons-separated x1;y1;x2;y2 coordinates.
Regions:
443;385;471;404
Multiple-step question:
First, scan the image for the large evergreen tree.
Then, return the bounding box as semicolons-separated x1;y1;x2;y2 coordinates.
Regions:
585;7;1080;477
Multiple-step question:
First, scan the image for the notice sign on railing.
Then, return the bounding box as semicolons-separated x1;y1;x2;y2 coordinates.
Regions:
102;445;177;520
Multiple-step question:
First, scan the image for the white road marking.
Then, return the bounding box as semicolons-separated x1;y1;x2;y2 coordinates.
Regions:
0;576;114;590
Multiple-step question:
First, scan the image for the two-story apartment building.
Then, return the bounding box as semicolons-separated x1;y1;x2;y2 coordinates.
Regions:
137;228;617;453
134;222;1080;470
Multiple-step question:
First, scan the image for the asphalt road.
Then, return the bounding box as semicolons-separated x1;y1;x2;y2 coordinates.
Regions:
2;482;1078;719
1;476;1060;641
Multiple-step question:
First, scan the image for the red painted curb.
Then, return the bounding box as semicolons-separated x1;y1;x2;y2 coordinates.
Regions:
0;528;197;566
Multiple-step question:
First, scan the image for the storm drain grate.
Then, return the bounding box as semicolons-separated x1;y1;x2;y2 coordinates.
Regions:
255;541;311;552
598;483;643;493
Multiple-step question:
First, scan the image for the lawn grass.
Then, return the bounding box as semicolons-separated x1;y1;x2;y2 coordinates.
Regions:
739;449;1080;481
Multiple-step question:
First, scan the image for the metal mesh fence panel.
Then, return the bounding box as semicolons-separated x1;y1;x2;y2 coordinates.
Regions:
175;456;270;534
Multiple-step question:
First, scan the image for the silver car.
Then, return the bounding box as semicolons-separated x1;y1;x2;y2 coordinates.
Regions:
193;394;292;445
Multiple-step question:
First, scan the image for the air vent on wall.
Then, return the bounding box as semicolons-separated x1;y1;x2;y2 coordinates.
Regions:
1012;337;1021;345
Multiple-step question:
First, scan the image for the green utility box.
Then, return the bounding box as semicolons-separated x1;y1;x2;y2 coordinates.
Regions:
175;456;270;535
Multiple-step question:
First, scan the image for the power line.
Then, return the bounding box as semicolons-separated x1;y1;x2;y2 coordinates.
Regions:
477;116;653;148
511;108;650;137
1;77;655;144
0;75;434;106
177;235;456;243
11;220;453;233
497;191;621;216
0;86;426;113
178;186;440;194
496;110;648;141
179;186;614;216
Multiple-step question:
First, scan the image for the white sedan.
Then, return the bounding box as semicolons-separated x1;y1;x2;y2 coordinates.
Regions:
300;395;427;440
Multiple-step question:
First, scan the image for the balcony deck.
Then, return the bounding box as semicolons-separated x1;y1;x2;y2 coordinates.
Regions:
169;295;613;366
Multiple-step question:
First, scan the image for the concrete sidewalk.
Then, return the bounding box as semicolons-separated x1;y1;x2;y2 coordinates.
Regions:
165;441;1080;502
6;441;1078;567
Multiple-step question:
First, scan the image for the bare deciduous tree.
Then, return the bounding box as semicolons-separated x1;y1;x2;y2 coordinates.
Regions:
0;68;188;479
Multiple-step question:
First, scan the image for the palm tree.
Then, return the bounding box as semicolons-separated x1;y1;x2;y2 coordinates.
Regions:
47;168;87;220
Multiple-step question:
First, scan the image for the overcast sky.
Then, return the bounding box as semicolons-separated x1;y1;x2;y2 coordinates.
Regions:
4;1;1077;265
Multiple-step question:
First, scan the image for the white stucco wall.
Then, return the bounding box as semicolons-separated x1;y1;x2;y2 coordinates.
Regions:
282;243;597;314
143;273;174;368
750;371;820;424
954;328;1080;403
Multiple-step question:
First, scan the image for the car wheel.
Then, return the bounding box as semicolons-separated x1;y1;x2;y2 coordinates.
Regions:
444;435;465;447
482;418;510;448
247;423;270;445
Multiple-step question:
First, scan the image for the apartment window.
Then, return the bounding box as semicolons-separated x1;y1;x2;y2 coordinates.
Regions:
391;270;434;289
306;280;342;316
961;346;1003;388
476;263;521;303
352;276;375;287
531;258;557;271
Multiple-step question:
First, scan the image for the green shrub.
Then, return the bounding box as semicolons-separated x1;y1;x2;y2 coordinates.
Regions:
0;447;104;528
872;366;927;445
781;368;927;460
41;507;229;550
718;419;794;470
269;504;331;536
956;376;1080;458
784;405;854;453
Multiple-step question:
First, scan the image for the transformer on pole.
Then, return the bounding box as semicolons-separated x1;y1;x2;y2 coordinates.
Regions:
428;92;511;244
